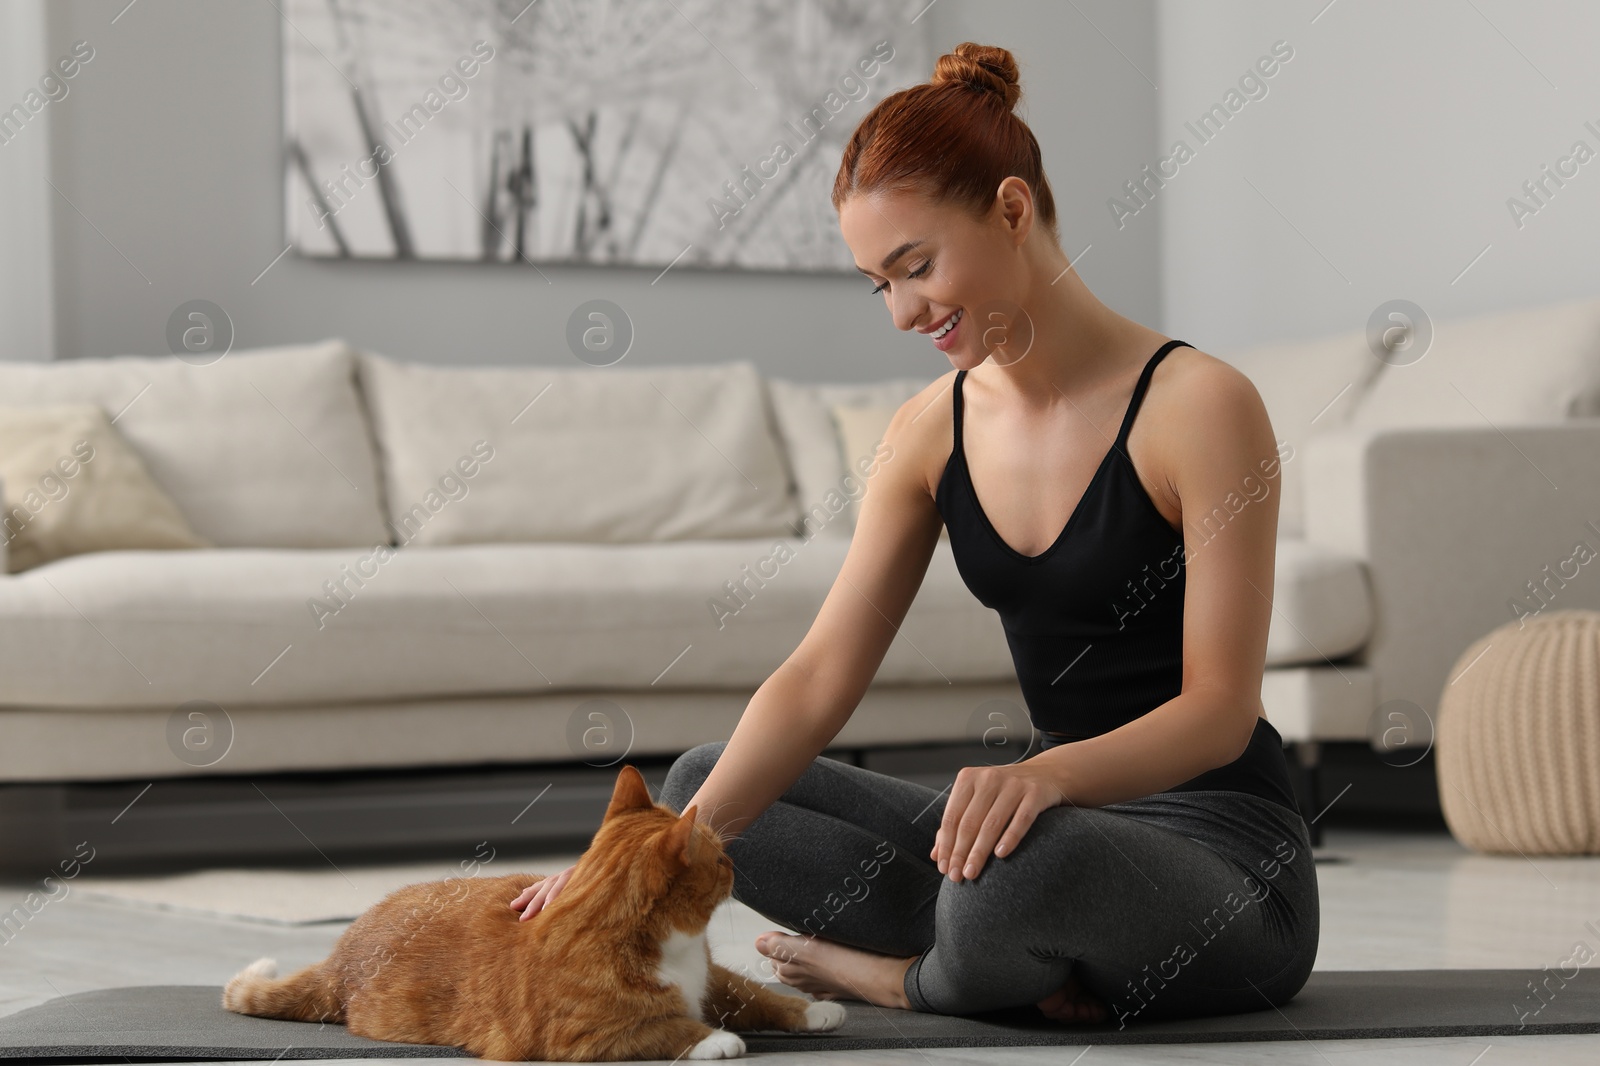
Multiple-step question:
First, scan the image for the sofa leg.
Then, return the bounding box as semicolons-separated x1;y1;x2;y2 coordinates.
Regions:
1291;741;1324;848
0;783;67;878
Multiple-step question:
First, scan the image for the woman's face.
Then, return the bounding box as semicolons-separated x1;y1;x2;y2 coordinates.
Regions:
838;184;1030;369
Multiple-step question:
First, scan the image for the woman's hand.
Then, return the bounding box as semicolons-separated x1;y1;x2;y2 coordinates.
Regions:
508;863;577;921
931;761;1067;883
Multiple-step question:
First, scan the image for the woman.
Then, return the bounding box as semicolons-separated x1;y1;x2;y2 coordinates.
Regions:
511;42;1318;1026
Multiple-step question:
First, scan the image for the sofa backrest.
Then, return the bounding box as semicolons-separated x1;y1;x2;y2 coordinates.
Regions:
1217;293;1600;538
0;340;390;548
19;301;1582;556
1347;292;1600;429
356;352;801;545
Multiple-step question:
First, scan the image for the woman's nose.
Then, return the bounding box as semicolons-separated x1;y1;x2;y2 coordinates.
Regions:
890;291;924;333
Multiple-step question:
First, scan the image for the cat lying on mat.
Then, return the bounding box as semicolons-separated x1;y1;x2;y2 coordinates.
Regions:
221;764;845;1061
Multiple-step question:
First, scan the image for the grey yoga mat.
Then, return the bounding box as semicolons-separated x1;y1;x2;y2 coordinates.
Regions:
0;970;1593;1058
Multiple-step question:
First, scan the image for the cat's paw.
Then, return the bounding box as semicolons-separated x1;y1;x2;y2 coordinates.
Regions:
803;1000;847;1031
686;1028;746;1059
221;957;278;1012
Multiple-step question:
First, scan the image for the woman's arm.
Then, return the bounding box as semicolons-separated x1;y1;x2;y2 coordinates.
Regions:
679;378;952;842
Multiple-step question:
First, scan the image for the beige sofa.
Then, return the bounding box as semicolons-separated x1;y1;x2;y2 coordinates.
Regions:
2;294;1598;798
0;342;1020;785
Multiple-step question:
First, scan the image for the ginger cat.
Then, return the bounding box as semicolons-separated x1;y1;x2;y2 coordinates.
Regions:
222;764;845;1060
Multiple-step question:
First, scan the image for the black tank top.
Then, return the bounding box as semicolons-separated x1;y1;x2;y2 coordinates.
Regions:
935;340;1300;813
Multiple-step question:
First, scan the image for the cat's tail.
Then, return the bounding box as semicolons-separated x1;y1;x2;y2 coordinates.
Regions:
221;957;345;1024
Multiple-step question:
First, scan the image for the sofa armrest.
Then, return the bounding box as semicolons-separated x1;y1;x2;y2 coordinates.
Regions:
0;475;7;575
1302;420;1600;724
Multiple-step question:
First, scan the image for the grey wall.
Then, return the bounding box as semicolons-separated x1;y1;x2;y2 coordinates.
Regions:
0;0;54;363
1157;0;1600;352
32;0;1160;379
23;1;1595;373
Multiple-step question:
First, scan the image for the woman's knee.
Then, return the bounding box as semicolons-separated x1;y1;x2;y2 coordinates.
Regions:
934;807;1155;939
929;837;1056;940
658;740;727;811
907;863;1073;1013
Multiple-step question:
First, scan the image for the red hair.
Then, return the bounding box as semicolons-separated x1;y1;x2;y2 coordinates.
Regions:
832;42;1058;243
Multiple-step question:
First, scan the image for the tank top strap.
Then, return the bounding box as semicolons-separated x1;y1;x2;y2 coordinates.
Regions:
1112;339;1191;449
952;368;968;449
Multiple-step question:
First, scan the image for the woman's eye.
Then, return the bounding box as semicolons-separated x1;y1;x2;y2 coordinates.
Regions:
868;261;931;296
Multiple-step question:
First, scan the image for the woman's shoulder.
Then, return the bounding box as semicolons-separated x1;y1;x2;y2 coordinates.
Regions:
879;368;962;501
1147;342;1267;430
1141;342;1279;511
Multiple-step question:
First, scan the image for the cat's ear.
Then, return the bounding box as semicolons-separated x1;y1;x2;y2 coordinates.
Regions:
660;806;699;872
603;764;655;821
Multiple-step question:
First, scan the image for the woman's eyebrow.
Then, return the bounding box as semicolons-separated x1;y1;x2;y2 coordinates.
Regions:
855;238;929;275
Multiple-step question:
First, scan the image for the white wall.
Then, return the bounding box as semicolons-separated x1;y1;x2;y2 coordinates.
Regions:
1158;0;1600;353
33;0;1160;378
0;0;56;362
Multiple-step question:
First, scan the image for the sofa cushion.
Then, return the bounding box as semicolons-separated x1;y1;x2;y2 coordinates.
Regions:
0;535;1368;708
0;405;208;572
358;353;800;544
0;340;389;548
766;375;939;538
0;538;1017;708
1348;293;1600;430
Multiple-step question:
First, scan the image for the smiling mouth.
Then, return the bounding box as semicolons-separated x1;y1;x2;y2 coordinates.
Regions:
929;308;963;339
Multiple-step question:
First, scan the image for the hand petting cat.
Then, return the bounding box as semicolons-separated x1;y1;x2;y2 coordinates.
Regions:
509;863;576;921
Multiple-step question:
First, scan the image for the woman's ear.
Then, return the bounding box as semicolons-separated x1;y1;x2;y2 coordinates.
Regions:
995;175;1034;245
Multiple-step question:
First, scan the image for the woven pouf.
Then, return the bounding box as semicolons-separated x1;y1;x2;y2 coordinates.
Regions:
1436;608;1600;855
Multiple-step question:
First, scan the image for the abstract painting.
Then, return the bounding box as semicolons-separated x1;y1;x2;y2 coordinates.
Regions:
282;0;934;271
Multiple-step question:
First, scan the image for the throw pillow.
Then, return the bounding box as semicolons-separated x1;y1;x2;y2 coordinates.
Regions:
830;403;949;540
0;405;209;572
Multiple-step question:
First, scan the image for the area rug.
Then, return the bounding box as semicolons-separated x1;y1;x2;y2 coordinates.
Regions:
69;855;587;926
0;970;1594;1058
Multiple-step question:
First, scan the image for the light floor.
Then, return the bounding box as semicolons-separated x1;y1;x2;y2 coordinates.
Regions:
3;827;1598;1064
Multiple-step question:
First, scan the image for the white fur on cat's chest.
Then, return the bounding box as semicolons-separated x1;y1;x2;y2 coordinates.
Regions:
656;928;710;1022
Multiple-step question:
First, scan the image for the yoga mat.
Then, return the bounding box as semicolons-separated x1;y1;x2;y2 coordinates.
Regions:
0;970;1593;1058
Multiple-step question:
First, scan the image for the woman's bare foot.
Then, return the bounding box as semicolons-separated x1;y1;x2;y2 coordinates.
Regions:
1036;973;1106;1023
755;931;915;1010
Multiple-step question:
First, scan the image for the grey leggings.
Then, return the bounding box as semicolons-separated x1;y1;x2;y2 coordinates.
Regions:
659;740;1319;1024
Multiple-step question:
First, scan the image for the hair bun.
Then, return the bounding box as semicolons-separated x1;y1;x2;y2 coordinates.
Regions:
931;42;1021;110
